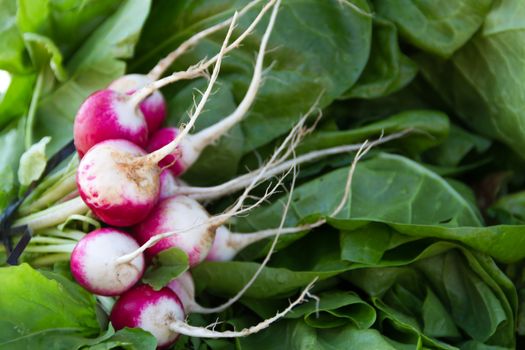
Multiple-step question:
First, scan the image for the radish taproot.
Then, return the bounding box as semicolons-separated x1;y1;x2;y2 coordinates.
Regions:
108;74;167;135
70;228;145;296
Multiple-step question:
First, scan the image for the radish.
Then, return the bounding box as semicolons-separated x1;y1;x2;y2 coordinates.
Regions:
110;279;315;345
147;128;186;176
70;228;145;296
108;74;166;135
75;15;236;226
132;196;214;266
110;284;185;349
159;169;183;200
73;89;149;157
76;139;161;227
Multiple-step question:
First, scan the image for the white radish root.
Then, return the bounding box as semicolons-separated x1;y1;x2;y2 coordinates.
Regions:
147;0;270;80
169;278;317;338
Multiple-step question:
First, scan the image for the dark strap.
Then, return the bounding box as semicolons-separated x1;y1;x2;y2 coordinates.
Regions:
1;139;75;264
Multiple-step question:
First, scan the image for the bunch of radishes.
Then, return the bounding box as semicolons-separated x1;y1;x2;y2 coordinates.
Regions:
66;1;321;347
15;0;409;347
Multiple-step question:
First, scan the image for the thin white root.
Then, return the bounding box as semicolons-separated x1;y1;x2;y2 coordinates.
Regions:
194;137;373;313
147;0;267;80
144;13;238;165
130;0;278;108
187;0;281;155
115;168;290;266
194;161;298;314
180;129;412;201
169;278;317;338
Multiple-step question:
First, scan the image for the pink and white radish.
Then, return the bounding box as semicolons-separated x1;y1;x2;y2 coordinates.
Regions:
110;284;185;349
76;139;160;227
133;196;214;266
75;16;236;227
108;74;167;135
110;277;315;345
70;228;145;296
73;89;149;157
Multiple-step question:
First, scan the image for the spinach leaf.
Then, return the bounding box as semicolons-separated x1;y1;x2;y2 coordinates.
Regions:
373;0;493;57
343;17;418;99
418;0;525;159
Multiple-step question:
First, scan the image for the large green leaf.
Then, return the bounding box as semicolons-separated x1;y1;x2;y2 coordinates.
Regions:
236;153;482;234
418;0;525;159
0;264;99;344
373;0;493;57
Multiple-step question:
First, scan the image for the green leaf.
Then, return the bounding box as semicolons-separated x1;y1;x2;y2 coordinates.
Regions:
33;0;151;153
489;191;525;224
86;328;157;350
0;264;99;343
373;0;493;57
0;73;34;128
236;153;482;236
344;17;418;99
0;119;26;210
417;0;525;159
23;33;67;81
296;110;449;155
142;247;189;290
0;0;30;73
238;319;404;350
424;124;491;167
285;290;377;329
17;136;50;186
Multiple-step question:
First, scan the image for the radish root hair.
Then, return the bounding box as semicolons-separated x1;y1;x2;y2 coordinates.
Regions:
169;278;318;338
143;12;238;165
147;0;274;80
193;134;374;314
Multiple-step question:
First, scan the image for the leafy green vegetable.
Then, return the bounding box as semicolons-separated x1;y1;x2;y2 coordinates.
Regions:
343;17;418;99
142;247;189;290
418;0;525;159
373;0;493;57
0;264;99;344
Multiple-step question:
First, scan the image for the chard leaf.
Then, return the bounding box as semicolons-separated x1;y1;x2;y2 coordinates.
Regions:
238;320;399;350
17;136;50;186
284;290;377;329
373;0;493;57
